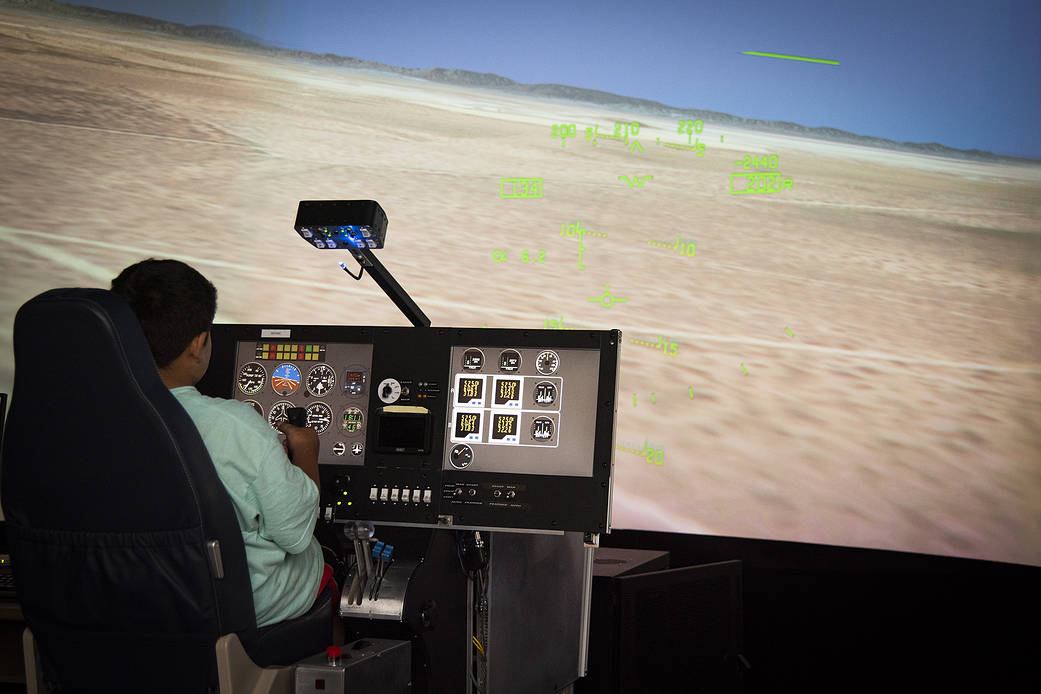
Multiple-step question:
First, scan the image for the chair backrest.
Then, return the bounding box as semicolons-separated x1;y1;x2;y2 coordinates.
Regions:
0;288;258;693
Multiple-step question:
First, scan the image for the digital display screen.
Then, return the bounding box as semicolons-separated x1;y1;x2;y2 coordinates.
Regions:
344;370;366;395
454;411;481;439
457;377;484;404
494;378;520;405
377;413;428;451
491;413;519;440
341;407;364;434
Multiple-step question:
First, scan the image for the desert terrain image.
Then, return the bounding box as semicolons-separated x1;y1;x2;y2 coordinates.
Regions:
1;7;1039;565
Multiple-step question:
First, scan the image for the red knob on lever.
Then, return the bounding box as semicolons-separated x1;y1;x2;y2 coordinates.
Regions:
326;646;342;665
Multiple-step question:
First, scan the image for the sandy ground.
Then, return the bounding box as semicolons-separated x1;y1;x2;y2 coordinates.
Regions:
1;10;1039;565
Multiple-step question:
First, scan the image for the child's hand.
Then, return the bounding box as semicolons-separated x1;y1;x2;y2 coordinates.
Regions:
276;421;319;463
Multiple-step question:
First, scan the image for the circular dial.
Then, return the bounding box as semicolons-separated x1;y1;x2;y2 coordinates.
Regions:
535;350;559;376
531;416;554;441
377;378;401;404
237;362;266;395
305;402;333;435
534;381;556;406
341;407;365;436
242;399;263;417
332;441;346;456
462;348;485;371
306;364;336;397
498;349;521;372
267;401;295;428
450;444;474;469
271;363;301;396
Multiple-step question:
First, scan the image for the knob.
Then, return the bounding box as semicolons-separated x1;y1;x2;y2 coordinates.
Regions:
467;488;477;497
506;490;516;499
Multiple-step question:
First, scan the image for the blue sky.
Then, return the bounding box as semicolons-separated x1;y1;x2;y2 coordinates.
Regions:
68;0;1041;157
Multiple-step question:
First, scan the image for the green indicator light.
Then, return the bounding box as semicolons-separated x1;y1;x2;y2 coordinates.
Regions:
741;51;839;66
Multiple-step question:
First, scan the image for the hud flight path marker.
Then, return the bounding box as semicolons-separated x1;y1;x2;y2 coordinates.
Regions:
741;51;840;66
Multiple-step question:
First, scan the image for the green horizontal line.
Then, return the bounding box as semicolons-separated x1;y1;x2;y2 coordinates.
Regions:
741;51;839;66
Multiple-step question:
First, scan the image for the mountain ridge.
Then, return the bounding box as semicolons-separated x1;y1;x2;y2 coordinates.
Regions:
3;0;1036;164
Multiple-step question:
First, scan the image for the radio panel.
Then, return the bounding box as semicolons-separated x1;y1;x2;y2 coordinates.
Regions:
199;325;619;534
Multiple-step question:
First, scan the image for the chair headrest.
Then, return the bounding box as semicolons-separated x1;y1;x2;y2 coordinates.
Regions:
1;288;208;531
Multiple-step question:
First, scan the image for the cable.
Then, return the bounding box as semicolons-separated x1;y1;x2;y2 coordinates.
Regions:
338;260;364;280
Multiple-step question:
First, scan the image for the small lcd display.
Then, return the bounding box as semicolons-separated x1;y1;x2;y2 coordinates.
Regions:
455;411;481;438
494;378;520;405
344;369;366;395
491;413;519;440
458;377;484;404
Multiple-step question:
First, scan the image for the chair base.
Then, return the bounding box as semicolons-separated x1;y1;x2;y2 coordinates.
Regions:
215;633;293;694
23;628;294;694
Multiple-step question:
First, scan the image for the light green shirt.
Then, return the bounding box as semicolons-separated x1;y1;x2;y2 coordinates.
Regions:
171;386;322;628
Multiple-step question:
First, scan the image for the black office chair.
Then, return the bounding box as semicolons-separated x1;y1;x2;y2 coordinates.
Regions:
0;288;334;693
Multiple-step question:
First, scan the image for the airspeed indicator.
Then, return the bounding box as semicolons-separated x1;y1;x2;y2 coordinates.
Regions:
237;362;266;395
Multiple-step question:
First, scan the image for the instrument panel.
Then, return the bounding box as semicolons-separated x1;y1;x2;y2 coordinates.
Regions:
198;325;619;534
230;339;374;464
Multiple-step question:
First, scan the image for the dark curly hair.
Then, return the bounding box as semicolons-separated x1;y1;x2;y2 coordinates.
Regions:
111;259;217;368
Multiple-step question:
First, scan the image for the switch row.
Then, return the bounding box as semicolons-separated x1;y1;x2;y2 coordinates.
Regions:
369;486;431;504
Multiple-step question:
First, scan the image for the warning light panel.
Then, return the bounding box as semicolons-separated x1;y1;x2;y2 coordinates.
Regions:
255;342;327;362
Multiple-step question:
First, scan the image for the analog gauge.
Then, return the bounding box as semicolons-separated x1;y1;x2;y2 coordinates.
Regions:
498;349;521;372
332;441;347;456
377;378;401;404
462;348;485;371
343;367;367;396
535;350;559;376
531;416;554;441
450;444;474;469
267;401;295;428
242;399;263;417
271;363;301;396
306;364;336;397
341;407;364;436
533;381;556;406
305;402;333;435
237;362;266;395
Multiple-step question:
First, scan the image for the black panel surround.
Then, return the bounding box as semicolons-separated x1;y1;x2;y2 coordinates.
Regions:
199;325;620;535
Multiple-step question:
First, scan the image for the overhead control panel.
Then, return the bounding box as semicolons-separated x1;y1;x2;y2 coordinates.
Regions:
198;326;620;535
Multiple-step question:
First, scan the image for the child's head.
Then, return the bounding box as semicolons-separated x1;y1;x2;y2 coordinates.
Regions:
111;259;217;369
